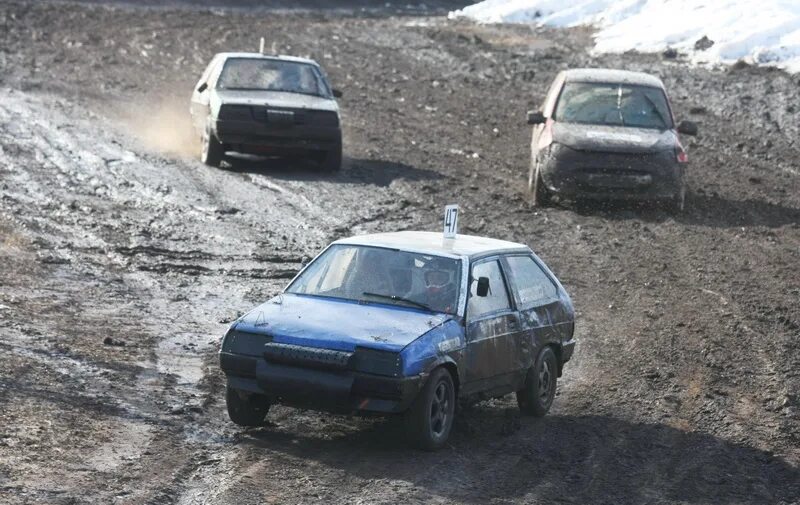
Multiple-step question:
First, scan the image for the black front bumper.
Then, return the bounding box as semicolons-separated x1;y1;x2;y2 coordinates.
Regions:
540;145;683;201
215;119;341;155
220;351;423;414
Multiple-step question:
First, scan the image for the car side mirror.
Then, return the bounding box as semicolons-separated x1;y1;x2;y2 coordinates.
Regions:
527;110;546;125
476;277;490;297
677;120;698;136
332;88;343;98
197;82;208;93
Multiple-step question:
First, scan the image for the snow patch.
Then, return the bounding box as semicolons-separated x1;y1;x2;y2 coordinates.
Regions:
449;0;800;73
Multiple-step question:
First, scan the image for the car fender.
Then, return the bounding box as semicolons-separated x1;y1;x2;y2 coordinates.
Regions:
400;319;465;379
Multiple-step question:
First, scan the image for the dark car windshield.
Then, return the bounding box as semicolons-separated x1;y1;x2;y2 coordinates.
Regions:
554;82;673;130
217;58;329;97
286;245;461;315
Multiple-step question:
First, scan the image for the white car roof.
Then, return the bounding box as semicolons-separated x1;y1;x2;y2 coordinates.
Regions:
334;231;529;259
563;68;665;89
215;52;320;67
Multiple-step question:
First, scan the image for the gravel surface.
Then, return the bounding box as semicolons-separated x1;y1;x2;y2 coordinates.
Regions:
0;1;798;504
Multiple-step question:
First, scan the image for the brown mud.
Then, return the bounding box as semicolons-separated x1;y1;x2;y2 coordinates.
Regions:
0;1;798;504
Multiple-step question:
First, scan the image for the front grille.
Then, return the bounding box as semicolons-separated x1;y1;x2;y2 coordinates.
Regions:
263;342;352;371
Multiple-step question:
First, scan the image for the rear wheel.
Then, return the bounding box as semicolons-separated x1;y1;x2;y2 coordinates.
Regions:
517;347;558;417
529;159;552;207
404;367;455;451
225;386;270;427
200;123;224;167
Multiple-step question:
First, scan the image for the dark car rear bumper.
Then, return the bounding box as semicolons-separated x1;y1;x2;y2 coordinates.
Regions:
220;351;423;414
214;119;341;155
539;145;683;201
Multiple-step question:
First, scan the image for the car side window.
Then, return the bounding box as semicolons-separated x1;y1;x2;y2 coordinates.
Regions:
467;260;511;320
505;255;558;307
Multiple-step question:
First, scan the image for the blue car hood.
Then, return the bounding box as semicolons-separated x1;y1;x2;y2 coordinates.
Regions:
234;294;451;352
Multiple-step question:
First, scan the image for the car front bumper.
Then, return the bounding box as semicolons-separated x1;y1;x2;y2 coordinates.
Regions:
214;119;341;155
221;351;423;414
539;145;683;201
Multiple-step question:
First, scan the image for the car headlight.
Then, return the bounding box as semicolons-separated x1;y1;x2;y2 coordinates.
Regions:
313;110;340;127
218;105;252;120
351;347;402;377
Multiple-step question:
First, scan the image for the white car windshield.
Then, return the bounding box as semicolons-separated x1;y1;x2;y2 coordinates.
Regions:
286;245;461;315
555;82;673;130
217;58;329;97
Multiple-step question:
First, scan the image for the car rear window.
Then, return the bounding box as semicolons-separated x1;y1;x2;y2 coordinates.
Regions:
504;255;558;307
555;82;673;130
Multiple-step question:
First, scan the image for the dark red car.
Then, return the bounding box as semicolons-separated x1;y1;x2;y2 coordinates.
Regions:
527;68;697;212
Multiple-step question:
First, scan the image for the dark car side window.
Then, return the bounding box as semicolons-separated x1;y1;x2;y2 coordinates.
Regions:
504;255;558;308
467;260;511;320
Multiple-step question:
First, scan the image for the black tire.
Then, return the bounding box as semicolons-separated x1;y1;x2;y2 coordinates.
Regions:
404;367;455;451
517;347;558;417
667;185;686;214
529;159;552;207
320;145;342;173
225;386;270;427
201;124;224;167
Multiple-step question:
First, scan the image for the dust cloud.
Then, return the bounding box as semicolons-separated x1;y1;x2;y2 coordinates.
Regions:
114;94;199;159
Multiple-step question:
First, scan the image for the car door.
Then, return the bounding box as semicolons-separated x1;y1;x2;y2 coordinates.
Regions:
500;254;568;372
462;257;525;396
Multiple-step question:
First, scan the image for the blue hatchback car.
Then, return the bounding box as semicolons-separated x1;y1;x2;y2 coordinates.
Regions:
220;231;576;449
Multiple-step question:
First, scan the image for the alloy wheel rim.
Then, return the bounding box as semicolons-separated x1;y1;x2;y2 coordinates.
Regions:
430;381;450;437
538;360;552;402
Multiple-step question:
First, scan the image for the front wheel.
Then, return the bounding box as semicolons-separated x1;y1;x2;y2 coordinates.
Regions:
404;367;455;451
225;386;270;427
517;347;558;417
319;145;342;173
667;184;686;214
529;159;552;207
201;124;224;167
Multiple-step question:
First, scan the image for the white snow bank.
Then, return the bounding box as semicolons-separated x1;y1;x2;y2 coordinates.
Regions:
449;0;800;73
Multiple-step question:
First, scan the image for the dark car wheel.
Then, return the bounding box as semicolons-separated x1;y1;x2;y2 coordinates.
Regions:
517;346;558;417
225;386;270;427
320;145;342;173
667;185;686;214
404;367;455;451
529;159;552;207
201;124;224;167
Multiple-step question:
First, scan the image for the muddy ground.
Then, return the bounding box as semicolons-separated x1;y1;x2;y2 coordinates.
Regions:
0;1;798;504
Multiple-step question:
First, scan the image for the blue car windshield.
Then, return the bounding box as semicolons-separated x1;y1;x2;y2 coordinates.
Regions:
555;82;673;130
286;245;461;315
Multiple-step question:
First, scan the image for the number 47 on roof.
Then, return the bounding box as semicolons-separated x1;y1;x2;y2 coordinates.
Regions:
443;204;459;239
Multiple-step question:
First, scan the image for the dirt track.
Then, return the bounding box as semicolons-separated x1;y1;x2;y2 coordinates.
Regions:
0;1;798;504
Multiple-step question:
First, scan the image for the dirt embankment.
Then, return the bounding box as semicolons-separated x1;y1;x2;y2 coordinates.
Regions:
0;1;798;504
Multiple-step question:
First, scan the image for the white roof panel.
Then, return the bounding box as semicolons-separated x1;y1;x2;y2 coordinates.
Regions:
335;231;529;258
216;52;320;66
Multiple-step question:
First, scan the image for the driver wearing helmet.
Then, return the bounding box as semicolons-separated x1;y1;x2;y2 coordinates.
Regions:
423;258;457;313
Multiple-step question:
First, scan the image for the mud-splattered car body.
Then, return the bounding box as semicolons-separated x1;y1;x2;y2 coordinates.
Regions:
527;68;697;211
220;231;576;448
190;52;342;170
